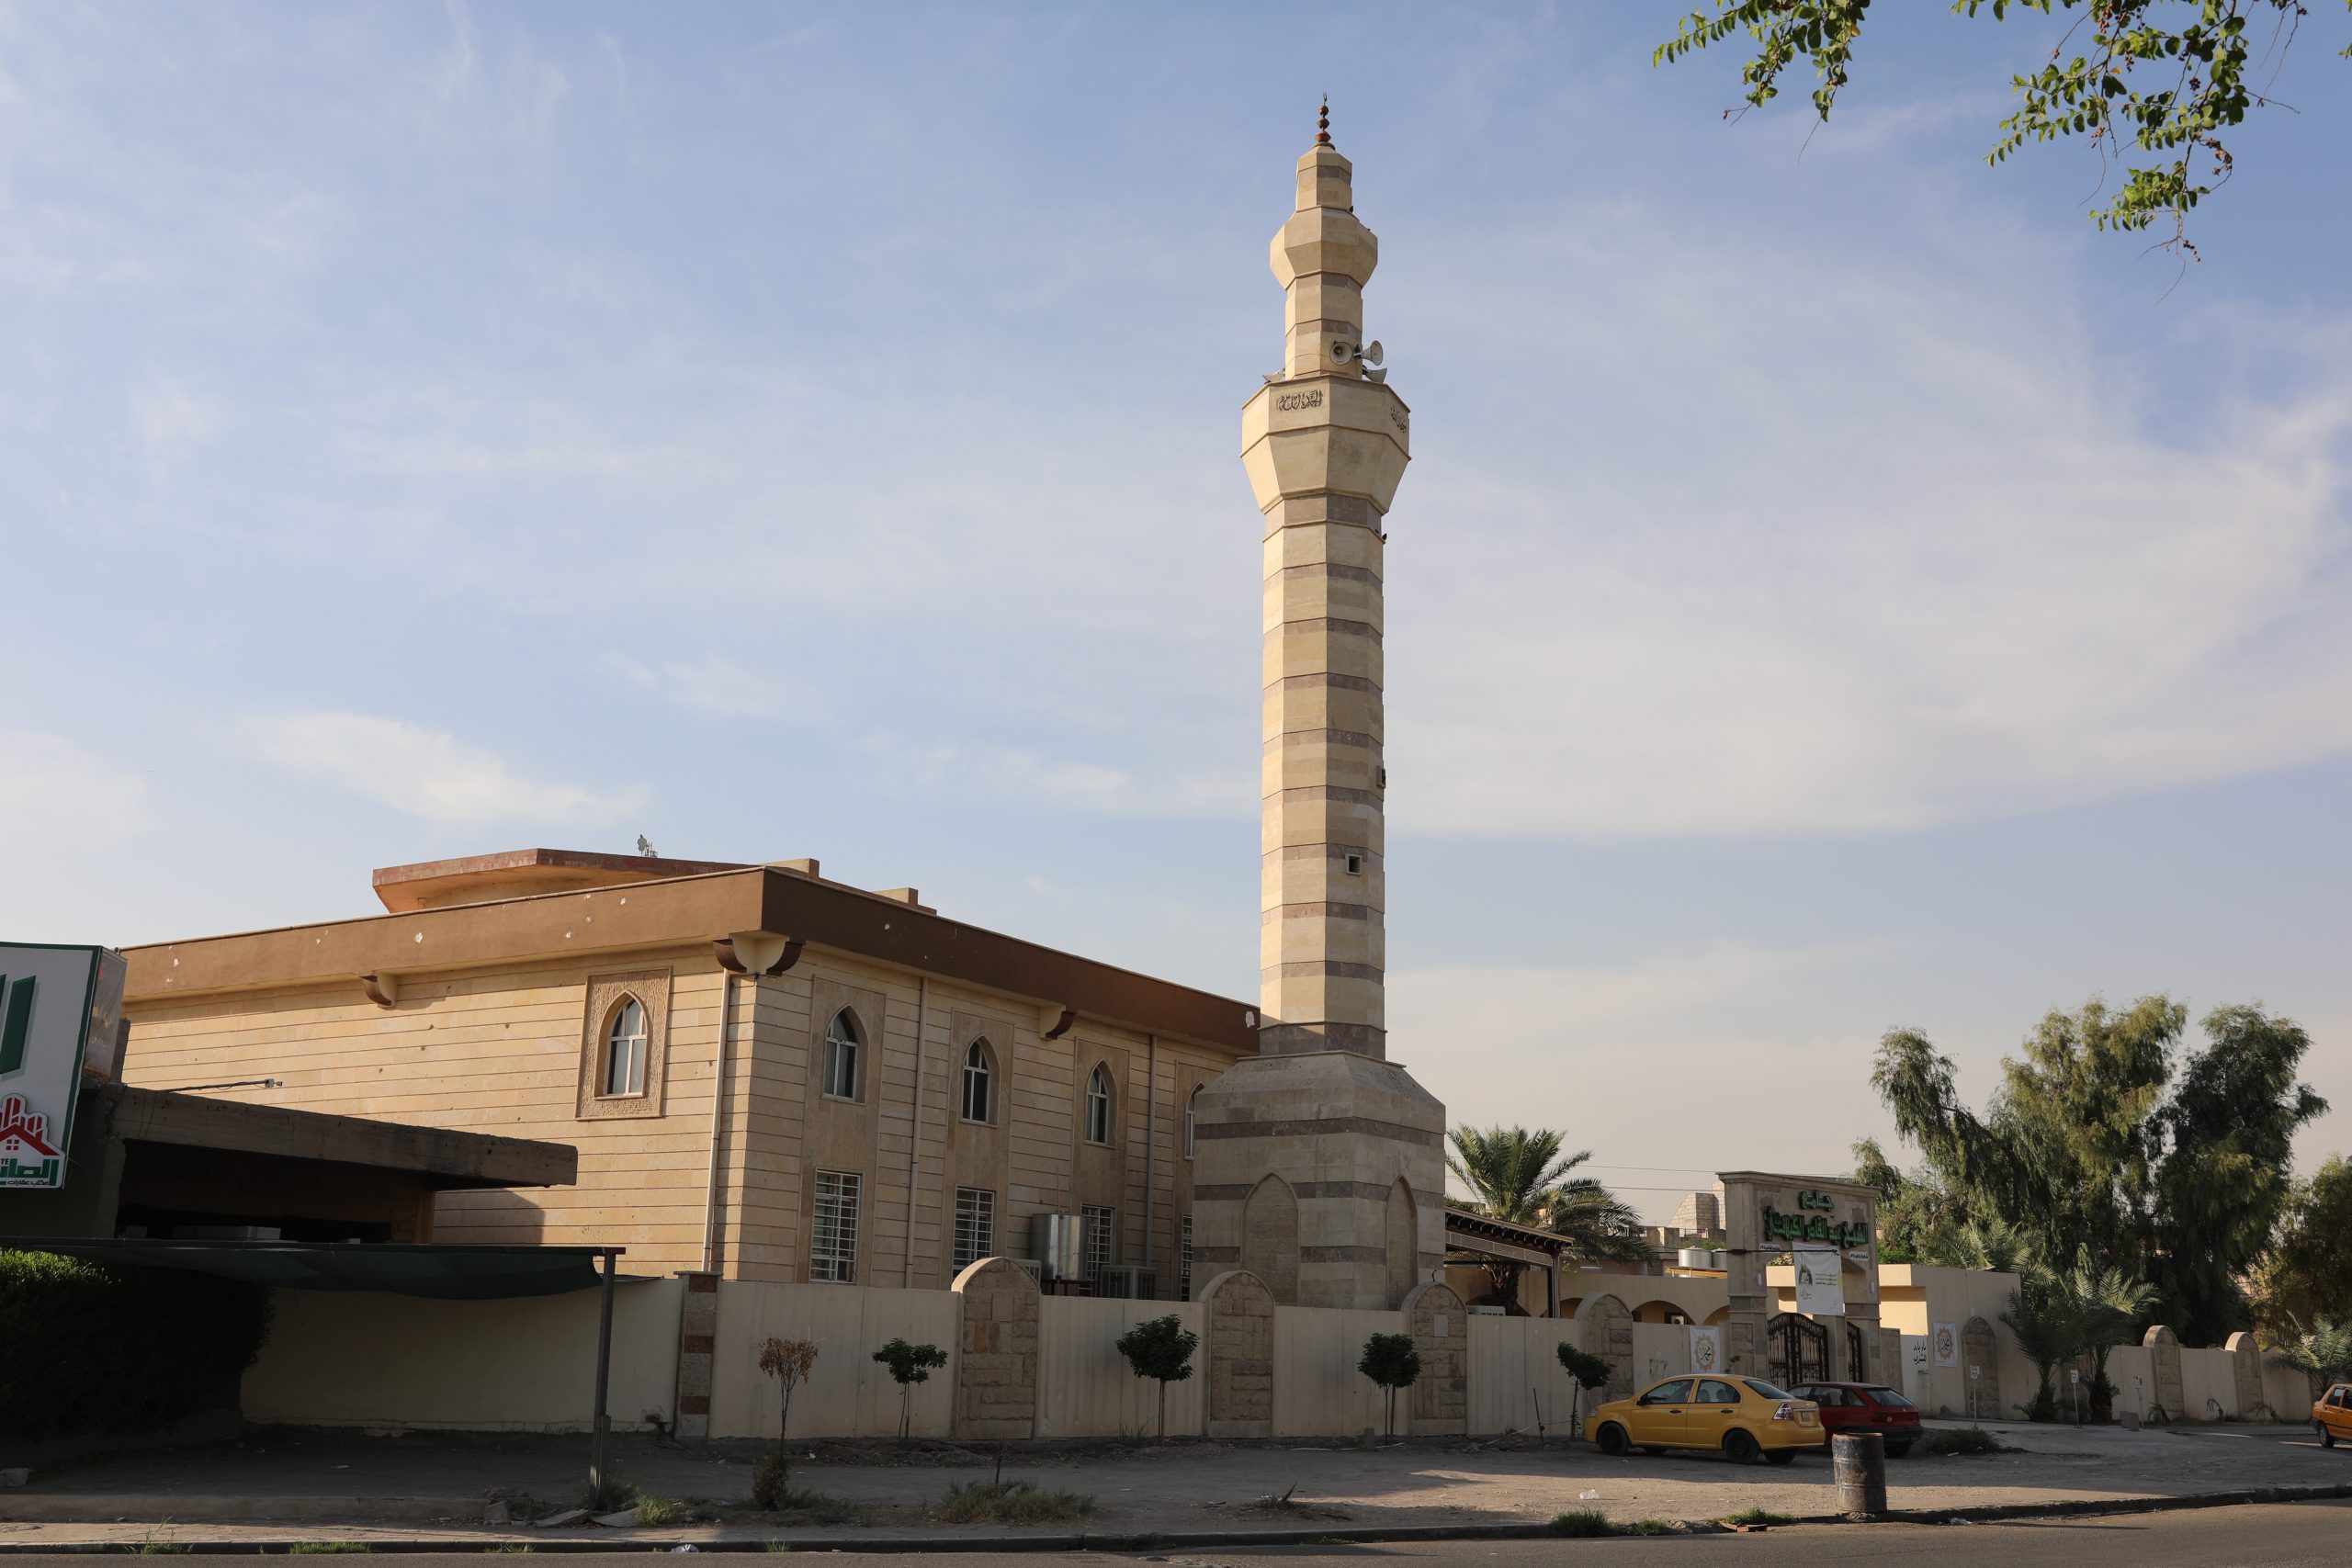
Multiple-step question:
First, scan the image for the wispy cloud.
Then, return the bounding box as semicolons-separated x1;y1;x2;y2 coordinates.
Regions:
243;713;641;828
0;729;152;840
605;652;808;721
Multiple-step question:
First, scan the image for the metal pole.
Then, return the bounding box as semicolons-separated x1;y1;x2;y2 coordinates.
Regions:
590;1247;616;1503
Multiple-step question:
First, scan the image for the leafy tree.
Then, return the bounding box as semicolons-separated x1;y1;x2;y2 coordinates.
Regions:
871;1338;947;1444
1446;1125;1651;1303
1359;1332;1422;1439
1871;998;2323;1342
1852;1137;1970;1264
1999;1272;2082;1422
1555;1343;1612;1440
1114;1314;1200;1441
2255;1156;2352;1335
756;1335;820;1492
1655;1;2352;256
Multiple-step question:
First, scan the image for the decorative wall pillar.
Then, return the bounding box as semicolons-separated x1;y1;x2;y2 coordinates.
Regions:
2143;1325;2185;1421
1575;1292;1634;1403
1403;1280;1467;1434
951;1258;1039;1439
1201;1269;1277;1439
673;1270;718;1441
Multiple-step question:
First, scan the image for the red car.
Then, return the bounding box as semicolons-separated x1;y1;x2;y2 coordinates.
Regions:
1784;1382;1923;1458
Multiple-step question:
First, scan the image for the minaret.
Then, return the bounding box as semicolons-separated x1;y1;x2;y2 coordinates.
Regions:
1245;96;1408;1059
1191;105;1445;1316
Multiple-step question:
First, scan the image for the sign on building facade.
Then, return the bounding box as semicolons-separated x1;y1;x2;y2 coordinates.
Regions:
0;943;127;1189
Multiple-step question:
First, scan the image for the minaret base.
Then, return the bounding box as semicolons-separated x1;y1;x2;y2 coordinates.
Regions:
1189;1050;1446;1309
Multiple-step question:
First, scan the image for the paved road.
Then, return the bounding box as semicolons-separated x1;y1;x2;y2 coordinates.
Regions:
6;1499;2343;1565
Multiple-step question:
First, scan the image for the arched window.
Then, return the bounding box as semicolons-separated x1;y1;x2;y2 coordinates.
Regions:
603;997;649;1097
961;1040;993;1123
823;1010;862;1100
1084;1064;1113;1145
1184;1086;1201;1159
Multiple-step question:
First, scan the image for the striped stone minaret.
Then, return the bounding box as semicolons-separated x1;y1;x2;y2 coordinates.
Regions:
1240;106;1409;1059
1191;109;1443;1320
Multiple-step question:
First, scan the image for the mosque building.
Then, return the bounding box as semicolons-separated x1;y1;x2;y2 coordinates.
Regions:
113;110;1453;1310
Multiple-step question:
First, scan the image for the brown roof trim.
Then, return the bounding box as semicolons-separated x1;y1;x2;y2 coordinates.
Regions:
125;867;1258;1055
1443;1206;1575;1258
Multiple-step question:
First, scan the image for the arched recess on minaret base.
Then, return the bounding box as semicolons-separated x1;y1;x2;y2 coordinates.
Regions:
1240;1174;1300;1303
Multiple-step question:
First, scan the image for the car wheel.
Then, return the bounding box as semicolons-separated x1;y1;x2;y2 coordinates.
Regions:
2320;1421;2335;1450
1597;1423;1630;1457
1884;1443;1912;1460
1724;1429;1761;1465
1764;1450;1797;1466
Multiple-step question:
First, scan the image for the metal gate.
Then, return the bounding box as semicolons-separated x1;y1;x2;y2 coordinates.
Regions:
1768;1313;1828;1386
1847;1320;1868;1382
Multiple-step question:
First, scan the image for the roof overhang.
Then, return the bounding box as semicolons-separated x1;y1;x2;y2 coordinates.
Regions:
125;865;1258;1055
0;1238;624;1299
1445;1207;1575;1268
97;1083;576;1190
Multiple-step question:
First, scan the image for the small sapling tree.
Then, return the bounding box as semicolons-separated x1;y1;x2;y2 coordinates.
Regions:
1114;1314;1201;1441
872;1338;948;1445
1555;1344;1611;1442
755;1336;819;1506
1359;1332;1421;1439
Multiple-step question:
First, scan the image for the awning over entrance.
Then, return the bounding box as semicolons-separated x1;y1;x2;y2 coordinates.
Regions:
0;1238;622;1300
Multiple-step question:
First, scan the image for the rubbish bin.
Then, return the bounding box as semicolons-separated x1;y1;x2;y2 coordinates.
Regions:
1831;1430;1887;1520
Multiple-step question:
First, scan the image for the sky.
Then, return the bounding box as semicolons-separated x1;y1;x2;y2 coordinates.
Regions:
4;2;2349;1220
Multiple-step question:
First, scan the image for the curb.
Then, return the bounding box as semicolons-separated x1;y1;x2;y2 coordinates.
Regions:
4;1482;2351;1553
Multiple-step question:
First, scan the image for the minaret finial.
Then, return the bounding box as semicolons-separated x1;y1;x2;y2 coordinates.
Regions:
1316;94;1330;147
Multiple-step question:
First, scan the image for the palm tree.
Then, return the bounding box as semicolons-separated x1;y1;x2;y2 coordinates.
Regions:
1959;1217;2041;1277
1446;1126;1652;1304
2062;1247;2159;1419
2269;1316;2352;1393
1446;1126;1581;1224
1999;1272;2081;1422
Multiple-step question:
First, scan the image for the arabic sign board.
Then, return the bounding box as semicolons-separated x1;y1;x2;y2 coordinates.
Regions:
0;943;127;1190
1690;1325;1723;1375
1761;1188;1871;1250
1932;1322;1959;1368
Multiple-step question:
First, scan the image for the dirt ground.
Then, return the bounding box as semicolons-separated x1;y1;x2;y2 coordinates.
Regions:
3;1416;2346;1550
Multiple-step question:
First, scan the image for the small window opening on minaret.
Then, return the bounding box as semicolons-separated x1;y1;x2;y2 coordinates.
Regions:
1345;853;1363;875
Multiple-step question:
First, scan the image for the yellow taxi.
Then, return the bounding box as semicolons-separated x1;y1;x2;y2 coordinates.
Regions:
2315;1382;2352;1449
1585;1374;1823;1464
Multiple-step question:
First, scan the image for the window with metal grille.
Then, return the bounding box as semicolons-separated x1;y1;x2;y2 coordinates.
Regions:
1084;1065;1113;1145
1082;1202;1114;1280
602;998;648;1098
823;1010;861;1100
810;1170;861;1283
953;1187;995;1270
1181;1213;1193;1298
961;1040;992;1123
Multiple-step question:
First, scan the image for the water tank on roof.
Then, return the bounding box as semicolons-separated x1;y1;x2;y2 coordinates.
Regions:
1677;1247;1713;1269
1033;1213;1085;1283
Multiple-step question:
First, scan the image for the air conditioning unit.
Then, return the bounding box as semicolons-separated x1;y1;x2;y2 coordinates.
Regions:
1094;1265;1156;1300
1467;1304;1507;1316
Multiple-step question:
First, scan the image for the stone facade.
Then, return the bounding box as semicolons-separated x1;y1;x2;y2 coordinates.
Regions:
1403;1280;1467;1435
1720;1170;1883;1386
951;1258;1039;1438
1201;1269;1277;1439
2225;1331;2266;1419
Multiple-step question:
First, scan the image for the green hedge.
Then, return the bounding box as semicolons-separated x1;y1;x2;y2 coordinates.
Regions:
0;1250;275;1442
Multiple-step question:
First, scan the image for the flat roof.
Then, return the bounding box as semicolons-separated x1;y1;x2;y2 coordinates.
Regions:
123;863;1258;1055
96;1082;577;1190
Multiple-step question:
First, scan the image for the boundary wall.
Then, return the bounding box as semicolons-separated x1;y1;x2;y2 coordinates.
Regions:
240;1265;2324;1440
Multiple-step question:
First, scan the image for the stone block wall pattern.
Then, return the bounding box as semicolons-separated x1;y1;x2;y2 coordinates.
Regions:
2144;1324;2185;1421
673;1270;719;1440
2226;1332;2267;1419
1202;1269;1278;1439
1403;1280;1467;1435
1575;1292;1634;1404
951;1258;1040;1439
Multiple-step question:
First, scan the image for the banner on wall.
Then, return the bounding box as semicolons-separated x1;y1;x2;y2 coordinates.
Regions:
1793;1248;1846;1316
1931;1322;1960;1368
1689;1325;1724;1376
0;942;126;1190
